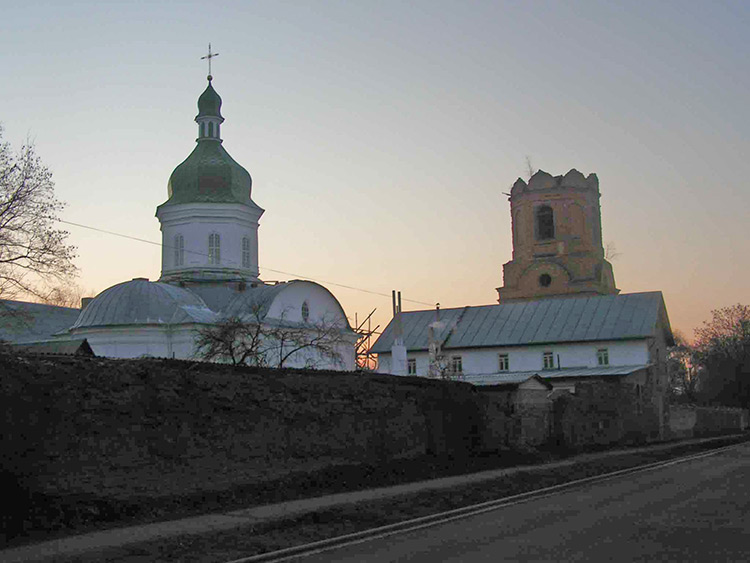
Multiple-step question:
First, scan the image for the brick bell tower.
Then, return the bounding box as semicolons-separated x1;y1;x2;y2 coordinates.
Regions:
497;169;618;303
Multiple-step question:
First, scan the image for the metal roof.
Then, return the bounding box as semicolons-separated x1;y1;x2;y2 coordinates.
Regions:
71;279;217;329
463;364;650;387
12;338;95;356
0;300;82;343
371;292;671;353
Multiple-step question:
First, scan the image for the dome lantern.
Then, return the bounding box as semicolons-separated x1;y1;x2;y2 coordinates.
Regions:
196;76;224;142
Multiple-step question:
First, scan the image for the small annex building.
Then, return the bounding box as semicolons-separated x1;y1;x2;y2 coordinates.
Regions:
0;74;356;369
372;169;674;438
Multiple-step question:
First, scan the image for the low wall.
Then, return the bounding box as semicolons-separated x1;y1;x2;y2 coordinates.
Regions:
3;353;747;505
0;355;483;500
480;388;551;449
667;405;749;440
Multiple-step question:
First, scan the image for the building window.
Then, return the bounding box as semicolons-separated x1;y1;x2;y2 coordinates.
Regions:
301;301;310;322
543;351;555;370
449;355;463;375
407;358;417;375
597;348;609;366
208;233;221;264
498;353;509;372
208;121;215;137
174;234;184;267
536;205;555;240
242;237;251;268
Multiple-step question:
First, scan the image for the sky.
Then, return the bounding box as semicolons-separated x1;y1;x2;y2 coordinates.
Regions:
2;0;748;342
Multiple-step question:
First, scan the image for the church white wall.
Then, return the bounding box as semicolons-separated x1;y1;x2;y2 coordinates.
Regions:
265;281;357;370
71;325;201;360
266;281;347;325
377;339;650;377
71;281;357;370
157;203;263;280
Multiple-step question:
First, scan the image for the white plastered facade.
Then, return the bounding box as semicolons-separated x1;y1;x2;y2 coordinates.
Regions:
377;339;651;378
157;202;263;281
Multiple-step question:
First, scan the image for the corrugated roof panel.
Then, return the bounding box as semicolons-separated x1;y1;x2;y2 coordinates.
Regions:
447;306;471;346
584;296;614;340
597;294;626;339
568;297;599;341
558;297;588;340
625;293;656;337
508;301;534;343
476;303;510;347
518;300;553;343
370;292;667;353
611;294;638;338
0;300;81;343
541;298;569;342
534;298;566;342
457;306;489;347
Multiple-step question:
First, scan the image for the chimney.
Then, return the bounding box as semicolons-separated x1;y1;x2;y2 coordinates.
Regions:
80;297;94;311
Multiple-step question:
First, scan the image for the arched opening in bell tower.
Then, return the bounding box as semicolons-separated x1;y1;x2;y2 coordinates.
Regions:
536;205;555;240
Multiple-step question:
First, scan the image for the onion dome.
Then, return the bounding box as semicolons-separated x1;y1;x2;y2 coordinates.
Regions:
159;77;254;206
165;142;253;205
71;279;216;329
197;77;223;119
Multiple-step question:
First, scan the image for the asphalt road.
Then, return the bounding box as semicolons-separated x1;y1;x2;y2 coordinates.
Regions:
295;443;750;562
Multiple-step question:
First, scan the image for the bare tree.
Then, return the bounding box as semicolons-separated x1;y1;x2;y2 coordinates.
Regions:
604;241;621;261
195;299;348;369
40;283;93;309
692;304;750;407
265;314;347;369
667;330;700;402
0;127;76;301
195;315;267;366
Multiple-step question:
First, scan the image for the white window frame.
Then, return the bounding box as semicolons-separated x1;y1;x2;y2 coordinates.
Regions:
407;358;417;375
597;348;609;366
498;353;509;372
174;234;184;267
543;351;554;370
208;233;221;265
242;236;251;268
449;355;463;375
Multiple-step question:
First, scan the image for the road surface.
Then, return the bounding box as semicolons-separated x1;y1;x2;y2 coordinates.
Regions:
296;443;750;562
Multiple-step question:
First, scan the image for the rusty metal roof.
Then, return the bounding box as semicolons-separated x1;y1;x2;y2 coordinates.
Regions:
371;292;671;354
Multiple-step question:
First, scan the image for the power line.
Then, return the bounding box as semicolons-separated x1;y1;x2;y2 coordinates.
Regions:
58;219;435;307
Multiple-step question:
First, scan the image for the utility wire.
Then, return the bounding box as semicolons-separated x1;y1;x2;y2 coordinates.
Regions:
59;219;435;307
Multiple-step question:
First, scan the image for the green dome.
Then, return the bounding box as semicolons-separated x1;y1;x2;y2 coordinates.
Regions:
164;141;253;205
197;78;223;119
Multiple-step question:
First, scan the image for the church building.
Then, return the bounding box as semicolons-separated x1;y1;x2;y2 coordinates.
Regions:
1;75;356;370
372;169;674;427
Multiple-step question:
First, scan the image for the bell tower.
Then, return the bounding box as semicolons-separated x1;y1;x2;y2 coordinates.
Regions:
497;169;618;302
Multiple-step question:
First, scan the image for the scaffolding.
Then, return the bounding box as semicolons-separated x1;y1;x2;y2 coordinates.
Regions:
353;308;380;371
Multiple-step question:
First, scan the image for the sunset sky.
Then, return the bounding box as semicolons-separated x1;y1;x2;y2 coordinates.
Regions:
2;1;748;342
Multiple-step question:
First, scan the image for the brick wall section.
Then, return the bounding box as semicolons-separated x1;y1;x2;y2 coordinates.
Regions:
479;388;551;449
0;355;483;499
552;379;662;448
667;405;749;439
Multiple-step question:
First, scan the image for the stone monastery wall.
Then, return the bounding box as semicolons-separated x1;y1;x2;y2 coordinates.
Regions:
1;354;746;503
1;354;482;499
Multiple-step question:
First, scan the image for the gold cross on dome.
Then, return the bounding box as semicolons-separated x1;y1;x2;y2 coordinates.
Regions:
201;43;219;78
